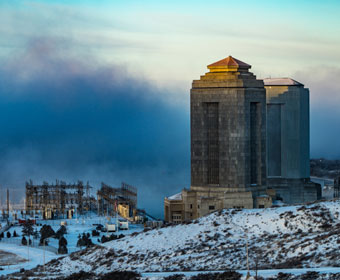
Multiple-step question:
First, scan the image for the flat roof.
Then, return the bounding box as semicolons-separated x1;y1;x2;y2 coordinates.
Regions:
167;192;182;201
263;78;303;86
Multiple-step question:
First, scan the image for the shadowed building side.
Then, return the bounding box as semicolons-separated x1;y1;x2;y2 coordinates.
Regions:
264;78;321;203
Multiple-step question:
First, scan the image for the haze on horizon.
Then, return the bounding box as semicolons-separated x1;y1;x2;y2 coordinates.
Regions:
0;0;339;217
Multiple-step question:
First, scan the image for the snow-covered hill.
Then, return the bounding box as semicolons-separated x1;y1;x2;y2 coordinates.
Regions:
8;200;340;279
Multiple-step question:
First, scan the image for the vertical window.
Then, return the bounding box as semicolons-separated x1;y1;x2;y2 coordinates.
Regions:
206;102;219;184
267;104;282;177
250;102;261;185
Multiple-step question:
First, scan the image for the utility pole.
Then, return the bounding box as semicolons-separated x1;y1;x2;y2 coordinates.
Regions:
27;234;30;262
246;237;250;279
43;238;47;272
6;189;9;220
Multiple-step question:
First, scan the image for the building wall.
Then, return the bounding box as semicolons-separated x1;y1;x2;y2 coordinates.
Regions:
265;85;310;179
164;58;322;223
267;177;320;203
164;187;267;223
191;70;267;191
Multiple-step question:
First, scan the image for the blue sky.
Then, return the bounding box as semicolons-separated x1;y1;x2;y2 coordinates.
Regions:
0;0;340;216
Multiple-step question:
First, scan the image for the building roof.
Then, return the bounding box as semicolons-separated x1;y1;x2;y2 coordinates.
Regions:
207;56;251;72
167;192;182;201
263;78;304;86
208;56;250;68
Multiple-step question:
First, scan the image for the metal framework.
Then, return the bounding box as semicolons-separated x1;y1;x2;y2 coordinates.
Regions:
97;182;137;218
25;180;92;218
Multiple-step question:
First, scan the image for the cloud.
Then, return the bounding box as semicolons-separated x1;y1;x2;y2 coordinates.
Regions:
0;38;190;217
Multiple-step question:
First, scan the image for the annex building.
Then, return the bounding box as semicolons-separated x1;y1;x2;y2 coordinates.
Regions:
164;56;321;223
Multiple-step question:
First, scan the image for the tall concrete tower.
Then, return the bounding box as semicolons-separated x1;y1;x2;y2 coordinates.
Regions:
191;56;267;191
264;78;320;203
164;56;320;223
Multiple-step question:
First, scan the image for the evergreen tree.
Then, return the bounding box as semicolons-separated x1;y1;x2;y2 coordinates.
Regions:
39;225;55;246
59;236;68;247
55;225;67;239
21;236;27;245
33;229;39;239
22;221;34;237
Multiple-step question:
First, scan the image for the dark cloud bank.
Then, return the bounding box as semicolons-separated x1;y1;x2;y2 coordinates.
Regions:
294;67;340;160
0;39;339;217
0;39;190;217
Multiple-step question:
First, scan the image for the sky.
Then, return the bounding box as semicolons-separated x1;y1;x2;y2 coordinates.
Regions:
0;0;340;217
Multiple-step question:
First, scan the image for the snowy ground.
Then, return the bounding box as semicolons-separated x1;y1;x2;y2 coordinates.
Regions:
0;243;55;276
5;199;340;279
3;215;144;253
0;214;144;276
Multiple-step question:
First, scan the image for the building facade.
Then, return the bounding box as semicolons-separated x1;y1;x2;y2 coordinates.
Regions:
165;56;274;222
164;56;320;223
264;78;321;203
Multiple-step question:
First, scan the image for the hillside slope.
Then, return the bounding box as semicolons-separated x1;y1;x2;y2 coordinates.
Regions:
8;200;340;279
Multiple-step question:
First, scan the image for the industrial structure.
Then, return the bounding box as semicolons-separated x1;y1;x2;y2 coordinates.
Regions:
164;56;321;223
97;182;137;220
25;180;92;219
25;180;139;220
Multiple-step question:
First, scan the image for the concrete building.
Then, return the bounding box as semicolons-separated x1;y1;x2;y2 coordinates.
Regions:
165;56;274;222
164;56;321;223
264;78;321;203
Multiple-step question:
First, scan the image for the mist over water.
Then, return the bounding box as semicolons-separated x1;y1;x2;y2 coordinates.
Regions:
0;38;190;218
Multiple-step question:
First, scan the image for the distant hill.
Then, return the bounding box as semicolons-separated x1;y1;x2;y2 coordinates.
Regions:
311;158;340;178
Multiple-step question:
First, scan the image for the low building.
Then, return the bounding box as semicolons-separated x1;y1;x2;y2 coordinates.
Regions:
165;187;274;223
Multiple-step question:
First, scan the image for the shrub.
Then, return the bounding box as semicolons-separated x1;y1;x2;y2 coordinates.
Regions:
164;274;185;280
190;271;242;280
55;225;67;239
39;225;55;245
77;233;93;247
100;234;125;243
21;236;27;245
99;271;141;280
92;230;100;237
59;236;68;247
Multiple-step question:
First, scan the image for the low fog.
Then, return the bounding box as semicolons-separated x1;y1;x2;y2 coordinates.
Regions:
0;38;190;218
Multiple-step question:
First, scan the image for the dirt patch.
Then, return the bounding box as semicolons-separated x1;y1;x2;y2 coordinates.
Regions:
0;250;26;266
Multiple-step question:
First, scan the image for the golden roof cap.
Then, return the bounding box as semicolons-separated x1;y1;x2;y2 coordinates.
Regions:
208;56;251;72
